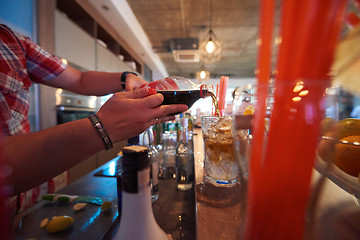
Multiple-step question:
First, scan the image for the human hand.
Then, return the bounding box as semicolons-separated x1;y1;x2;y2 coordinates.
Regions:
96;87;188;142
124;74;148;91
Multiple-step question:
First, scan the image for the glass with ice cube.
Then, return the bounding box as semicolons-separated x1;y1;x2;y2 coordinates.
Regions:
201;116;238;186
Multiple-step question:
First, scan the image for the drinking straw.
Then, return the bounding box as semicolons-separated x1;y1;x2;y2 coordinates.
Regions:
270;1;346;238
345;12;360;27
244;0;348;239
218;76;229;116
355;0;360;10
214;84;219;116
243;0;275;238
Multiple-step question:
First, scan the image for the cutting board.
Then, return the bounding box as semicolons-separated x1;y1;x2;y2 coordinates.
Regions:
13;198;118;240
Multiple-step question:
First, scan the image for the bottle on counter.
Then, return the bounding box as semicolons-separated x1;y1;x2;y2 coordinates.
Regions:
143;76;214;111
162;125;177;179
153;123;166;179
185;112;194;134
142;126;160;202
175;117;194;191
114;145;167;240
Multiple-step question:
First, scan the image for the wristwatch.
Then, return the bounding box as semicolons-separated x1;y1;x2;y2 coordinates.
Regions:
121;71;138;89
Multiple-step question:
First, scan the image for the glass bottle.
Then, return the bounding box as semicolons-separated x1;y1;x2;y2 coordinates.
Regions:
142;127;160;202
162;131;176;179
143;76;214;110
175;117;194;191
154;123;166;179
114;145;167;240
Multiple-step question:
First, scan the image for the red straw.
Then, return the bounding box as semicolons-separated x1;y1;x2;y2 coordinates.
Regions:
214;84;219;116
244;0;276;238
245;0;348;239
218;76;229;116
345;12;360;27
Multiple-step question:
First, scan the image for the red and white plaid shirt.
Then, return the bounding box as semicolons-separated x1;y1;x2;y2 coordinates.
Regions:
0;24;66;136
0;24;67;213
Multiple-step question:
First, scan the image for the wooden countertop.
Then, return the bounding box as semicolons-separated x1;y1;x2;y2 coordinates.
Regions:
14;155;196;240
192;128;359;240
14;128;359;239
193;128;243;240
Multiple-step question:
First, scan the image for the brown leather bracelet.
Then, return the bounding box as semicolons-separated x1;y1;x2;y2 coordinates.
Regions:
88;114;113;151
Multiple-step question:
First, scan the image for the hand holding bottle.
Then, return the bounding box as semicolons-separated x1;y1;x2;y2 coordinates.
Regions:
96;87;188;143
142;76;214;111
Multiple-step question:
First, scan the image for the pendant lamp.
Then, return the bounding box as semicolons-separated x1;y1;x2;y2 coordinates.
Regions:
199;0;221;63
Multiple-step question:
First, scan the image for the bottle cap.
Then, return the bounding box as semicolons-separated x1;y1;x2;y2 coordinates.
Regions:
200;84;212;98
122;145;149;171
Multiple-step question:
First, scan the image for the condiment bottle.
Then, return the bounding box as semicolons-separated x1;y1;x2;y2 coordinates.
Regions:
114;145;167;240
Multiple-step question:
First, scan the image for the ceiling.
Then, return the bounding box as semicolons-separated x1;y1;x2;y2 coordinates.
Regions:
76;0;268;83
125;0;261;79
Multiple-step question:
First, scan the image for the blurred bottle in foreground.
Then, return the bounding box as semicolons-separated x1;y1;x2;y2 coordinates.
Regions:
114;146;167;240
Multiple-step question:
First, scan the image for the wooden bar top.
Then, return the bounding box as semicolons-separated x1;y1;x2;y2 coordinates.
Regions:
13;128;359;239
193;128;359;240
193;128;243;240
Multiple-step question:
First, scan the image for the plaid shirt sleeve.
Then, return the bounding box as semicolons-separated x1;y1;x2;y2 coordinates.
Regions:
13;31;67;83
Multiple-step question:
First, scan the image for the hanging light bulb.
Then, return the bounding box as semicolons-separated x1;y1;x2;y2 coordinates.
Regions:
199;0;221;63
200;70;207;79
196;66;210;81
199;30;221;63
205;39;215;54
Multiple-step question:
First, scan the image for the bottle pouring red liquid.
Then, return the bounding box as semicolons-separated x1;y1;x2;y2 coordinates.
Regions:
142;76;215;111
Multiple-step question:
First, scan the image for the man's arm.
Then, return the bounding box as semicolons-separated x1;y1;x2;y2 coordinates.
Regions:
2;88;188;195
2;118;103;195
43;65;148;95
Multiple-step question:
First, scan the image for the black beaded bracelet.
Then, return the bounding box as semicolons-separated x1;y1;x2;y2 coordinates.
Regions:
88;114;113;151
120;71;138;89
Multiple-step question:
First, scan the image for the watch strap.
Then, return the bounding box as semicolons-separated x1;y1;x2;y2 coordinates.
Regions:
121;71;138;89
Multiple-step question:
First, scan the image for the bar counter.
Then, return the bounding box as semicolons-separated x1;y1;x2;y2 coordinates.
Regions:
14;129;359;239
192;128;359;240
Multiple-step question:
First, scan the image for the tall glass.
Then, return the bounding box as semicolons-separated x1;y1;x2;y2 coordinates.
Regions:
201;116;238;186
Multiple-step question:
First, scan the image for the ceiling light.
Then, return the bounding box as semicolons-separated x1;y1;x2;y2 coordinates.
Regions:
205;38;215;53
199;0;221;64
200;70;207;79
196;66;210;81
